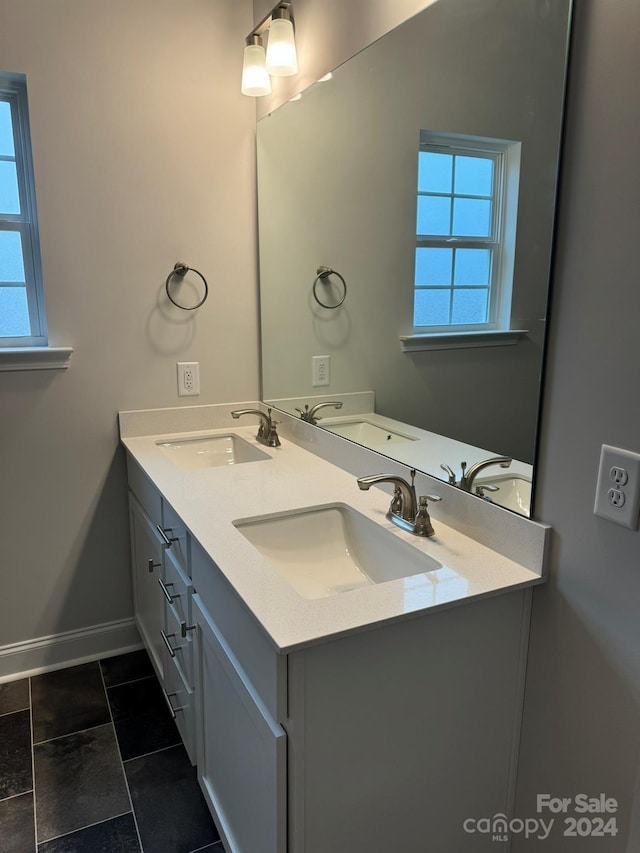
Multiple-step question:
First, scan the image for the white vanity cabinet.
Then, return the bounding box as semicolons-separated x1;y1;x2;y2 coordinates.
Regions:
188;533;530;853
127;457;197;763
124;447;536;853
285;590;529;853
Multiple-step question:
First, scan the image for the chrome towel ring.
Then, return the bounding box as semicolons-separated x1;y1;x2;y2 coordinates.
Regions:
165;262;209;310
312;266;347;309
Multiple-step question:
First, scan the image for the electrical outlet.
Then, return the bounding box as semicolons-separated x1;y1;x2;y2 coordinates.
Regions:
610;466;628;486
312;355;330;387
608;488;625;508
177;361;200;397
594;444;640;528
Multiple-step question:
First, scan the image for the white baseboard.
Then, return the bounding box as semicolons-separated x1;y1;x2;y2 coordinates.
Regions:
0;618;142;683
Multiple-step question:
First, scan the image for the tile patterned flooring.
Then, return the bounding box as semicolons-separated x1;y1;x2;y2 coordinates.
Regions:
0;651;222;853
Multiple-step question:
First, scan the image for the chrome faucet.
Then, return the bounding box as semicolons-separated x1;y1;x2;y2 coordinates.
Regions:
357;468;441;537
230;407;281;447
295;401;343;424
441;456;511;494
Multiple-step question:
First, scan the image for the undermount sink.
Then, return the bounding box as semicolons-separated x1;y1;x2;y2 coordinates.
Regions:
233;502;441;599
322;418;418;446
156;434;270;470
477;474;532;514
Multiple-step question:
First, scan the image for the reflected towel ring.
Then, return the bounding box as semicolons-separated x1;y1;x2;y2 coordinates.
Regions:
312;266;347;309
165;262;209;310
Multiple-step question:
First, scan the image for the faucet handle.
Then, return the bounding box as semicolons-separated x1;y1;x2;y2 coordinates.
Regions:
266;423;281;447
440;463;457;485
413;494;442;537
475;484;499;499
390;486;403;515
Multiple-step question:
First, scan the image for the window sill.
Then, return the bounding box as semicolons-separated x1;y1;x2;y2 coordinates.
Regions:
400;330;527;352
0;346;74;371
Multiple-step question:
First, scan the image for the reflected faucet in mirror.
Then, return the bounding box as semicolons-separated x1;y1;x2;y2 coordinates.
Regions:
441;457;512;494
295;401;343;424
357;468;441;537
231;407;281;447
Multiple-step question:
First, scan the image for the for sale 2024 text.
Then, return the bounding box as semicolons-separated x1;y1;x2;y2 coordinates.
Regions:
537;793;618;839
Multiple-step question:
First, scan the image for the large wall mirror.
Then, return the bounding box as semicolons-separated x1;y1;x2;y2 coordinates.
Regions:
258;0;573;517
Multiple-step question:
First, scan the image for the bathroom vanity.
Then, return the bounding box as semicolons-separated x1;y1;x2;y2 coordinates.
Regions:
120;403;548;853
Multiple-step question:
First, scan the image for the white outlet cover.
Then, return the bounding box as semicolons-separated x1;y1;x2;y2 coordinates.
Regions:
594;444;640;529
312;355;330;387
177;361;200;397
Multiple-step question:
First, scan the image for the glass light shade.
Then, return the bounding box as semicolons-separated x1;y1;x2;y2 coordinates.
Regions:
265;17;298;76
241;42;272;97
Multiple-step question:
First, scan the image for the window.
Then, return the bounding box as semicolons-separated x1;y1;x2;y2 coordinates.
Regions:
0;74;47;347
412;132;520;334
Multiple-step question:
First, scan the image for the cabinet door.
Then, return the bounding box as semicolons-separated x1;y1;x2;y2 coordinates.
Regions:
193;595;286;853
129;497;166;683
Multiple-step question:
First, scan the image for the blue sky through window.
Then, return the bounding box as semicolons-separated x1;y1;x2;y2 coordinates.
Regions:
414;148;496;327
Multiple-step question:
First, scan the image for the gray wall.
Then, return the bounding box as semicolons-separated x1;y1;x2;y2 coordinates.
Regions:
0;0;259;650
514;1;640;849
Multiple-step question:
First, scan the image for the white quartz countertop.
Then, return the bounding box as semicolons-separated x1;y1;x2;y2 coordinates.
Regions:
122;424;544;653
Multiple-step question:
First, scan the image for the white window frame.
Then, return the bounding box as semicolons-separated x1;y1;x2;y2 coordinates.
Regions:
0;73;48;348
411;131;521;338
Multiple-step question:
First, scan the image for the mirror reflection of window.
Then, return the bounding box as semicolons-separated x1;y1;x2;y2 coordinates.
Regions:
414;132;521;333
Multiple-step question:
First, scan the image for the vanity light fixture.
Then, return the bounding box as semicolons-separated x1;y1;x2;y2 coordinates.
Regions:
241;34;272;97
241;2;298;97
265;5;298;76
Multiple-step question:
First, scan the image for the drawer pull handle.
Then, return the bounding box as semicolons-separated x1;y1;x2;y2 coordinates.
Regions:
148;560;161;573
181;622;196;639
160;629;180;658
161;687;185;719
158;578;179;603
156;525;178;548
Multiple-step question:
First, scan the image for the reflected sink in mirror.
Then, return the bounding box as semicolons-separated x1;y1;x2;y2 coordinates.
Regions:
233;502;441;599
156;434;270;470
321;417;418;447
476;474;532;515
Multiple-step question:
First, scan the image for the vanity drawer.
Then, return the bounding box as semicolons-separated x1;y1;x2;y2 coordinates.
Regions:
127;456;162;525
162;546;192;629
162;500;190;575
191;537;287;723
163;647;196;764
160;547;194;684
163;598;194;689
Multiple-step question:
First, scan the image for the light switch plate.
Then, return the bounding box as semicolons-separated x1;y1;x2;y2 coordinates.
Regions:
594;444;640;529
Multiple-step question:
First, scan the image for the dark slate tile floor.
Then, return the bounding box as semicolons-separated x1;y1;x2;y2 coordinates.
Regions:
0;651;222;853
